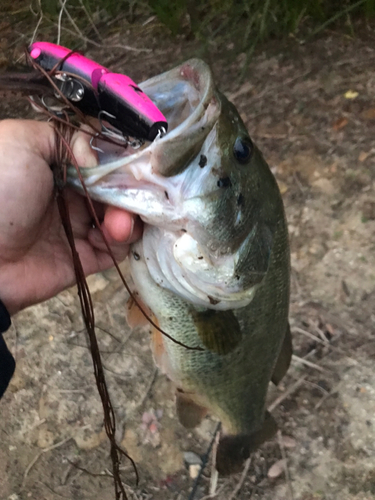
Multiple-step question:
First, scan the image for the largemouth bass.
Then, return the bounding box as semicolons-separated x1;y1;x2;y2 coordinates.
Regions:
67;59;291;475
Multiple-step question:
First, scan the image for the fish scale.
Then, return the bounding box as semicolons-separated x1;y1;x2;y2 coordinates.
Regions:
67;58;291;475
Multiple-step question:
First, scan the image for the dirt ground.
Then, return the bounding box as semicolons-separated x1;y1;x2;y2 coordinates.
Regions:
0;10;375;500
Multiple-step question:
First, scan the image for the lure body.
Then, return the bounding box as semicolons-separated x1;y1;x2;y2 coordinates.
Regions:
29;42;168;141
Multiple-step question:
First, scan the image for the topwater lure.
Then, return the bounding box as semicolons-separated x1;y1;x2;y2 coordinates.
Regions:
28;42;168;143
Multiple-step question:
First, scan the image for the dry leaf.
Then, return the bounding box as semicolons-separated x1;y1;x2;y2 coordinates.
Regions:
362;200;375;220
277;180;288;194
268;459;286;479
229;82;253;101
332;117;348;131
344;90;358;99
361;108;375;120
358;151;370;162
280;435;296;448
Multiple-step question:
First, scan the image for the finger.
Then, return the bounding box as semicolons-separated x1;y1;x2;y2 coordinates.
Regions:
103;207;144;243
87;225;130;262
70;124;98;167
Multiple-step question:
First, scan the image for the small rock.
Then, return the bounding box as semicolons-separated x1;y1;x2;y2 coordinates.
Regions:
121;429;142;463
86;273;109;293
277;180;288;194
312;178;335;195
8;495;20;500
37;427;55;448
74;427;105;450
280;435;296;448
8;366;26;393
183;451;202;466
268;459;286;479
189;463;201;479
362;200;375;221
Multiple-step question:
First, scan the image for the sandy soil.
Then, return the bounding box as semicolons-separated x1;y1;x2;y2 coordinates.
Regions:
0;11;374;500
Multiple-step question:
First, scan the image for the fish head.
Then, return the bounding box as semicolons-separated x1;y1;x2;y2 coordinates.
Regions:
68;59;286;308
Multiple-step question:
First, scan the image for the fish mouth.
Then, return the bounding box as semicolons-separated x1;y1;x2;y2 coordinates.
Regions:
67;59;221;225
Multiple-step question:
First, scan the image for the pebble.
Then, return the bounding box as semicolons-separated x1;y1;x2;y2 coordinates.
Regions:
312;178;335;195
267;459;286;479
189;463;201;479
73;427;105;450
37;427;54;448
183;451;202;466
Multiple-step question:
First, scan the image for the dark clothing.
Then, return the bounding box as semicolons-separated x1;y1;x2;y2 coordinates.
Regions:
0;299;15;398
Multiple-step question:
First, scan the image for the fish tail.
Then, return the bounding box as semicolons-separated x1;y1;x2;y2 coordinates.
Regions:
216;411;278;475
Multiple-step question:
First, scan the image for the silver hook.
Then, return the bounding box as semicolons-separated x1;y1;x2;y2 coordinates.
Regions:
156;126;167;140
90;134;104;154
98;110;144;149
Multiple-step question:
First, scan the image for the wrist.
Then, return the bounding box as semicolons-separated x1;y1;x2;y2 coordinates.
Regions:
0;266;26;316
0;298;11;331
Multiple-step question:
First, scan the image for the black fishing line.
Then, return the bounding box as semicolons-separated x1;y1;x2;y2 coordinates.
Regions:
187;421;222;500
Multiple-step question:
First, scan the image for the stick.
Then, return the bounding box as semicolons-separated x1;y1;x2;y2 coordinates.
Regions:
277;430;294;500
22;437;72;487
268;375;307;412
57;0;67;46
228;457;252;500
29;0;43;45
78;0;103;40
291;354;328;373
209;432;220;497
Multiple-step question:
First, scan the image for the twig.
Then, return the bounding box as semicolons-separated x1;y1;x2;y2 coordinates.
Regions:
78;0;103;40
135;368;158;410
291;354;328;373
314;326;329;343
29;0;43;45
293;326;356;360
293;326;328;345
59;0;85;43
57;0;67;45
304;0;368;40
36;480;70;499
277;430;294;500
209;432;220;497
22;437;72;487
268;375;307;412
228;457;252;500
200;483;226;500
52;9;151;53
66;458;113;478
188;422;222;500
314;383;340;410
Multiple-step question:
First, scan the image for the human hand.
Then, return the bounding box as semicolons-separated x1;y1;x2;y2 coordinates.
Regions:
0;119;142;315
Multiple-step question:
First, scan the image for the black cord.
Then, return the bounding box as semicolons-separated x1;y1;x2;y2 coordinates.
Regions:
187;422;222;500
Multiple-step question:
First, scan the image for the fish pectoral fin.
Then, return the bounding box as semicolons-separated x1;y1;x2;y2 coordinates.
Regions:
192;309;242;355
216;411;278;476
125;295;154;329
175;389;208;428
271;322;292;386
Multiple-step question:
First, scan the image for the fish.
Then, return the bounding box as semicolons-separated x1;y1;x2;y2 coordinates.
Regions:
67;58;292;475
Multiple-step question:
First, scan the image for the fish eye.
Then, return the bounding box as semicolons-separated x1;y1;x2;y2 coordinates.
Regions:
233;137;253;164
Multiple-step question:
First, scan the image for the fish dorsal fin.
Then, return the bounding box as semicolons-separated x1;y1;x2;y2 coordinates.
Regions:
191;309;242;355
271;322;292;386
216;411;278;476
175;389;208;428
